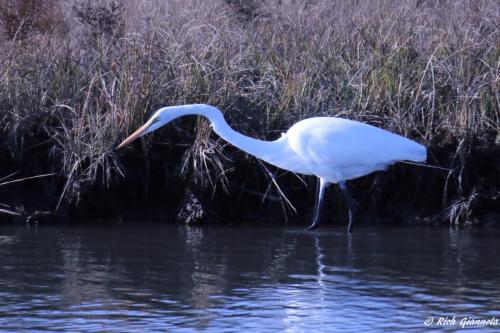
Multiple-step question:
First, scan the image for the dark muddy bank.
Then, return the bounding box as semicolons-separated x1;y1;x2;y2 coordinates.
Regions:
1;129;498;227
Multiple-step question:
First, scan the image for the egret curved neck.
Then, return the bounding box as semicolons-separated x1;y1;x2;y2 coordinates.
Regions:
167;104;278;162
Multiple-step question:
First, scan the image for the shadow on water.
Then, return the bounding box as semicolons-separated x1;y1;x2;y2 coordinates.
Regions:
0;224;499;332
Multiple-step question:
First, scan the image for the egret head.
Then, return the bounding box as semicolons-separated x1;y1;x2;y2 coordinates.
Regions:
116;104;218;149
116;108;173;149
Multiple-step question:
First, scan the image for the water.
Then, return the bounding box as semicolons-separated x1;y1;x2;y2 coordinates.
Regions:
0;224;498;332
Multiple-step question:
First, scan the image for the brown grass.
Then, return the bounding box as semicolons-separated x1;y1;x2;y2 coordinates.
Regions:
0;0;498;222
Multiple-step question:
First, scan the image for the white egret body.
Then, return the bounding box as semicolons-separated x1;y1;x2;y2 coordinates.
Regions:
118;104;427;230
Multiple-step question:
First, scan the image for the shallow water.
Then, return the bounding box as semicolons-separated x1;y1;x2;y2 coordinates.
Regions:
0;224;498;332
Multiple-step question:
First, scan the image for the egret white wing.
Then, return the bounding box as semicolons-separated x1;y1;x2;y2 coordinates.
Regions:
286;117;426;182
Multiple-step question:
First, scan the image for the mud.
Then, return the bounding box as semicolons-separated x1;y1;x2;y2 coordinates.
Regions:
1;131;499;226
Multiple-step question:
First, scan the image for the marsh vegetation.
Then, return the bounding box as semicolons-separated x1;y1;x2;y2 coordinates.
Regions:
0;0;498;225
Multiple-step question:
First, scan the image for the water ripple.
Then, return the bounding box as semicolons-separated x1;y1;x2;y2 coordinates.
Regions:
0;225;498;332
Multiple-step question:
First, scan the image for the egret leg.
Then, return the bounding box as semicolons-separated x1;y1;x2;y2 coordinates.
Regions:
339;181;355;233
308;178;328;230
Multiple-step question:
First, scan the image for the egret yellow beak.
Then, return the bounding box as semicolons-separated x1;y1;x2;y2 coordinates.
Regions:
116;119;154;149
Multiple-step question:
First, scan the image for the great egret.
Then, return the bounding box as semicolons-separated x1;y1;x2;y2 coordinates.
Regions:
117;104;427;231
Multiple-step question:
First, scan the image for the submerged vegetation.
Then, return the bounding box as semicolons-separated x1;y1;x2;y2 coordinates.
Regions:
0;0;498;225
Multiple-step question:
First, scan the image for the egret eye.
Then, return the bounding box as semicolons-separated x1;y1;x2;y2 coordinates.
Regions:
151;116;160;124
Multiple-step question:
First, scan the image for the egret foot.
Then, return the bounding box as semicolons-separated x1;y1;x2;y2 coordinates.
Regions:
307;219;320;230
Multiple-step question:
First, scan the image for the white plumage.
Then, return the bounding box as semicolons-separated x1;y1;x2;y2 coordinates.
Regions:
283;117;426;182
118;104;427;231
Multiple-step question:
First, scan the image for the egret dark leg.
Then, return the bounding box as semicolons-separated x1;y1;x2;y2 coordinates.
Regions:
339;181;355;233
308;178;328;230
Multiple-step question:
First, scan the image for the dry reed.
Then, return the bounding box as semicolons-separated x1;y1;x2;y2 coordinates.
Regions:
0;0;498;223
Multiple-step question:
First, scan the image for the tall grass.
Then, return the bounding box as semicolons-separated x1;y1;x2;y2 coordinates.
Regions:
0;0;498;221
